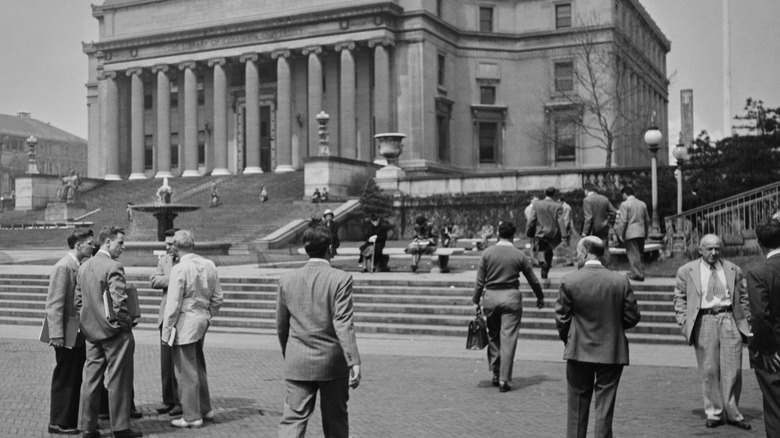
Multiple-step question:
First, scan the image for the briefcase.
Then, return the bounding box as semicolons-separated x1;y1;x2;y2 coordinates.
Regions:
466;310;488;350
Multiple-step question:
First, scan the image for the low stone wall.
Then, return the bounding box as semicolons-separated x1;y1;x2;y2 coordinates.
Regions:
303;156;381;200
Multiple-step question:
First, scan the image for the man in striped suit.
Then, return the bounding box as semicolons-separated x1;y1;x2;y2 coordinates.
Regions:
276;224;362;438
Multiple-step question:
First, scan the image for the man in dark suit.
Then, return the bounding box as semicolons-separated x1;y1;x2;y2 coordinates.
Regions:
615;186;650;281
555;236;640;438
43;229;94;435
149;228;181;416
75;226;142;438
581;183;617;268
747;221;780;436
673;233;751;430
276;224;361;437
527;186;567;279
358;215;390;272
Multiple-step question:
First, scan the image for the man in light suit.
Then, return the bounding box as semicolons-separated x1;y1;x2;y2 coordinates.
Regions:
43;229;94;435
527;187;567;279
747;221;780;436
75;226;141;438
149;228;181;416
581;183;617;268
615;186;650;281
161;230;223;428
277;224;362;438
555;236;640;438
673;234;751;430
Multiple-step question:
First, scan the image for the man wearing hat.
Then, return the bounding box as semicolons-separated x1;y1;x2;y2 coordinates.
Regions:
323;209;340;257
359;215;390;272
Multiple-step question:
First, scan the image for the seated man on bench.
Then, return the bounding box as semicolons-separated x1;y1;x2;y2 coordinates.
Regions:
406;215;438;273
358;215;390;272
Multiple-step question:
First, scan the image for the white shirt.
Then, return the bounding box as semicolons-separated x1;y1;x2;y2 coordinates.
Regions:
68;252;80;265
584;260;602;267
699;259;731;309
767;248;780;259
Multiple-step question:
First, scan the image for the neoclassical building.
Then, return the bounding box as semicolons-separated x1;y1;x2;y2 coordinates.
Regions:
84;0;669;180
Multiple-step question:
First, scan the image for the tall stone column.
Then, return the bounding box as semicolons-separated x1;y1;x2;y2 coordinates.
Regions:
304;46;323;157
153;65;173;178
209;58;230;176
241;53;263;174
101;71;121;180
127;68;147;180
272;50;295;173
336;42;356;159
179;61;199;177
370;39;393;135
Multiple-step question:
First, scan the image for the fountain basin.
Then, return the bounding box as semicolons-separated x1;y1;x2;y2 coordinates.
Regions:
129;204;201;241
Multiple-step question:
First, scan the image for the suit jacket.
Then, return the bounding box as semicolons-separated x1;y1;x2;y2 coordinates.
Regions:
582;192;617;238
44;253;85;347
528;197;567;244
75;251;132;343
672;258;750;345
150;254;176;328
276;259;361;381
555;263;640;365
616;195;649;240
746;254;780;355
161;253;223;345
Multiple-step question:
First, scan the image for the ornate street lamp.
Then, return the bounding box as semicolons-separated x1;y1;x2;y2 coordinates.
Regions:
25;135;40;174
672;136;690;216
644;126;663;239
316;111;330;156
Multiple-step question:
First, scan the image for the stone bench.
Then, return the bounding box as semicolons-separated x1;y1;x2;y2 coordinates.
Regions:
297;246;465;273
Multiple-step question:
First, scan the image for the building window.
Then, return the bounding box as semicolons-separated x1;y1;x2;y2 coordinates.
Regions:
144;135;154;170
437;54;446;87
478;122;498;163
170;81;179;109
480;86;496;105
436;97;452;163
554;118;576;162
198;130;205;166
197;78;205;106
555;3;572;29
170;133;179;167
144;85;153;110
479;6;494;32
554;61;574;93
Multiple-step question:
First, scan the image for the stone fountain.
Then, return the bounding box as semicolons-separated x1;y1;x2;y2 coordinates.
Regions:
128;177;201;241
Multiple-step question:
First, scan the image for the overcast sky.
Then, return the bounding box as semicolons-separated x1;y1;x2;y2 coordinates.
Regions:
0;0;777;149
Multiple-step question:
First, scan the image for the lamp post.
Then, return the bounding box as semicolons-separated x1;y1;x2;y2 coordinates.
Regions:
316;111;330;156
672;138;690;216
25;135;40;174
644;126;663;239
671;136;690;258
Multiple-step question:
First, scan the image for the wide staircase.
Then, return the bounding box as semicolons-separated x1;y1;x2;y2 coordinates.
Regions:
0;272;683;345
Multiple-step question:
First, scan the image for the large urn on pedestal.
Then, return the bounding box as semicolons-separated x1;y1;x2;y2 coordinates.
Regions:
374;133;406;168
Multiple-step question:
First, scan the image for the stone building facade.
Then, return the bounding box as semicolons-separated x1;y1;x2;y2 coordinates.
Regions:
84;0;669;180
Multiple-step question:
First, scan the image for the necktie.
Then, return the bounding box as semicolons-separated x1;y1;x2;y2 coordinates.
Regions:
706;264;727;302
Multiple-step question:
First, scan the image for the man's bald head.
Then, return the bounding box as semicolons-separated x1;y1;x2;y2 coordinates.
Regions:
698;234;722;265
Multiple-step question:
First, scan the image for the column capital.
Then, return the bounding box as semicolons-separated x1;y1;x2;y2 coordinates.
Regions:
239;53;259;63
334;42;356;52
271;50;291;60
208;57;226;67
151;64;169;74
368;37;395;48
126;67;143;77
98;70;117;80
302;46;322;56
178;61;197;70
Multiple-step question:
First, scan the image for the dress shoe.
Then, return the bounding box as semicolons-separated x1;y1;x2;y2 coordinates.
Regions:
499;382;511;393
82;431;100;438
491;375;499;387
156;404;175;414
705;419;724;428
168;405;183;417
727;420;752;430
130;408;143;419
202;410;215;422
112;428;143;438
628;275;645;282
410;264;418;273
48;424;80;435
171;418;203;428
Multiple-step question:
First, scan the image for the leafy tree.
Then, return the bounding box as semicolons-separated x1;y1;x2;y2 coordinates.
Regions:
733;97;780;136
356;178;393;219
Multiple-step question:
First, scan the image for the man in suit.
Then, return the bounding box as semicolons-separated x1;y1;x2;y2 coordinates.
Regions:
149;228;181;416
44;229;94;435
358;215;390;272
555;236;640;438
161;230;223;428
615;186;650;281
75;226;141;438
276;224;362;437
581;183;617;268
527;187;567;279
747;220;780;436
673;233;751;430
322;209;340;257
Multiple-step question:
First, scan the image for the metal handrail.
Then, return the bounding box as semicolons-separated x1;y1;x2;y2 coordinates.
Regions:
665;180;780;221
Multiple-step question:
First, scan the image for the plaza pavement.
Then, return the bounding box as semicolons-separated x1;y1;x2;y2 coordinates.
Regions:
0;258;768;437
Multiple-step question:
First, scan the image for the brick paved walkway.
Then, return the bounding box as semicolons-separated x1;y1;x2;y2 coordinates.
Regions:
0;325;767;438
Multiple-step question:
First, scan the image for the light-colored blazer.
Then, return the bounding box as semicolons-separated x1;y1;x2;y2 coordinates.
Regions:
150;254;175;328
555;264;640;365
616;195;650;240
673;258;750;345
276;259;361;381
75;251;131;342
528;197;566;244
44;253;84;347
161;253;223;345
583;192;617;238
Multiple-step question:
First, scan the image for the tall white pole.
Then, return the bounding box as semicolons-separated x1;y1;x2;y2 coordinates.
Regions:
722;0;731;138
